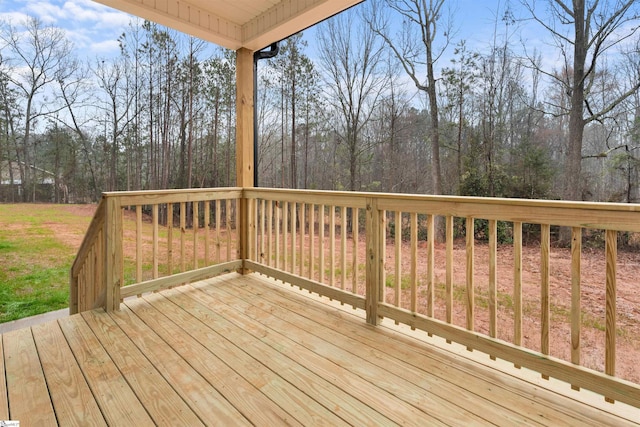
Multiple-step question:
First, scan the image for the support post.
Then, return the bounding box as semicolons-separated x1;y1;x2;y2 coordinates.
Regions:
104;196;122;312
236;47;254;271
365;198;383;325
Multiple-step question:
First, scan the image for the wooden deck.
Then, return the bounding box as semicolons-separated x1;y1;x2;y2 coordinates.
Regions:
1;273;638;426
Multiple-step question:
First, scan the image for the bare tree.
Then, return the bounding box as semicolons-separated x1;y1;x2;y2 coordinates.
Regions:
366;0;454;197
317;10;386;192
0;16;72;201
522;0;640;201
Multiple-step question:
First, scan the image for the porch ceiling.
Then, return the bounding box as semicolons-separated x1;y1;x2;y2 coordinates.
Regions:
92;0;363;50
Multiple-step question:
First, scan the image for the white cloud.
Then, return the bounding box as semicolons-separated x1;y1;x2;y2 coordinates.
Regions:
89;39;121;56
0;0;132;57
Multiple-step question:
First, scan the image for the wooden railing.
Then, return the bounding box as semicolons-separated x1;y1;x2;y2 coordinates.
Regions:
70;188;243;314
244;188;640;407
71;187;640;407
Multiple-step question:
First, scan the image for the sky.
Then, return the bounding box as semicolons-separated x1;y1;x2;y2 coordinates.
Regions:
0;0;131;56
0;0;538;59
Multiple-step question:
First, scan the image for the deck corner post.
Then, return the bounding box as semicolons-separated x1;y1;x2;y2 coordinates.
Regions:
104;196;122;312
236;47;254;274
365;197;383;326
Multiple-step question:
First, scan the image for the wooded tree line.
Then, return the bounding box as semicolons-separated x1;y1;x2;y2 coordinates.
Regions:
1;1;639;204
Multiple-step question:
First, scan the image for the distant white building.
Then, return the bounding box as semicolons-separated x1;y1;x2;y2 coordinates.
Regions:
1;161;55;185
0;161;61;202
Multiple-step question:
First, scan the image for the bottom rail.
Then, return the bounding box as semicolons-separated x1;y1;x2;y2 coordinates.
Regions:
377;303;640;408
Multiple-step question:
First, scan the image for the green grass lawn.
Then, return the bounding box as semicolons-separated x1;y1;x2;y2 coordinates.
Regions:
0;204;94;323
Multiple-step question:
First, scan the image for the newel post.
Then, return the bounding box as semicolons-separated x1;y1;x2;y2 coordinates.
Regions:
236;47;254;270
365;198;384;325
104;196;123;312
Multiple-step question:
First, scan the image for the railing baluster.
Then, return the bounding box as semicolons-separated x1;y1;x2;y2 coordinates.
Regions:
180;202;186;272
489;219;497;359
541;223;550;378
352;208;359;296
204;201;210;265
320;204;325;283
395;211;402;308
341;206;347;291
309;204;315;280
426;215;434;322
571;227;582;390
153;204;159;279
283;201;289;272
466;217;474;351
381;210;386;308
267;200;273;267
193;202;199;270
514;221;523;368
258;199;264;264
605;229;617;403
291;203;297;274
299;203;305;277
167;203;173;275
446;215;454;336
235;198;240;260
136;206;143;284
226;199;232;262
275;201;281;270
330;206;336;288
411;212;418;315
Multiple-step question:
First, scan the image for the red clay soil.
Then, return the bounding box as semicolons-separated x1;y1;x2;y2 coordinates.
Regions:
381;240;640;384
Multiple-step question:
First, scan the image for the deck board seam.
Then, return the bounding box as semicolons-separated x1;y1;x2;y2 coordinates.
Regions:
175;282;455;426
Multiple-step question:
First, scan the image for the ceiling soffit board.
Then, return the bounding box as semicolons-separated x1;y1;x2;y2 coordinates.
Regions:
93;0;244;50
242;0;363;51
94;0;363;51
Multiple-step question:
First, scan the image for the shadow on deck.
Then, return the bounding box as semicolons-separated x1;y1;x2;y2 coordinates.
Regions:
1;272;638;426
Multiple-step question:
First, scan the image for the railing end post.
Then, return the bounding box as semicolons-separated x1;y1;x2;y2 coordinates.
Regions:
365;198;382;326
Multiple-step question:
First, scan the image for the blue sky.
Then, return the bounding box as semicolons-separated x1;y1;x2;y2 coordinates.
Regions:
0;0;534;59
0;0;131;56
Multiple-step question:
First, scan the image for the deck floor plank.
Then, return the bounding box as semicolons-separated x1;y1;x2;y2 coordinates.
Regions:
144;290;357;426
80;309;205;426
207;277;541;427
154;287;400;427
1;272;638;426
57;315;155;426
0;335;9;421
235;274;637;426
167;284;452;426
190;280;500;426
109;303;253;426
234;274;639;426
31;321;106;426
3;327;57;426
127;295;307;426
229;275;600;426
